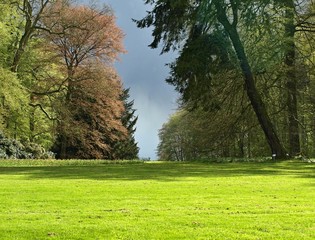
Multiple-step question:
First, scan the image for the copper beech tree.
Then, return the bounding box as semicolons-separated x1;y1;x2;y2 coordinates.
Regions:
42;1;127;158
58;63;127;159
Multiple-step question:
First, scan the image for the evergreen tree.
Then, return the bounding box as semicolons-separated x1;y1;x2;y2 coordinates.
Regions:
112;88;139;160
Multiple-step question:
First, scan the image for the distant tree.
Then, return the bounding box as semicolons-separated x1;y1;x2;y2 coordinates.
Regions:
296;1;315;156
157;112;185;161
112;88;139;160
157;86;270;161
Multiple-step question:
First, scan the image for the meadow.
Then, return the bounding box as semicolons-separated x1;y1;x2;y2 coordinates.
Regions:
0;160;314;239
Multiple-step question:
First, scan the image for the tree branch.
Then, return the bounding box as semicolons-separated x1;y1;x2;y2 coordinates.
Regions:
29;103;57;121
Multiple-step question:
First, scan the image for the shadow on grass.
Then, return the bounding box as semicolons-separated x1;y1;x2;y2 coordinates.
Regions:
0;161;314;181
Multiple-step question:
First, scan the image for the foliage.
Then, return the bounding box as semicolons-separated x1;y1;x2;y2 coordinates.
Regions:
53;63;127;159
112;88;139;160
166;27;236;110
0;68;30;138
0;2;20;68
0;131;54;159
0;131;30;159
0;161;314;239
157;104;272;161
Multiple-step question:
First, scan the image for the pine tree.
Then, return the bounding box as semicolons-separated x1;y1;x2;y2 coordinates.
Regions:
112;88;139;159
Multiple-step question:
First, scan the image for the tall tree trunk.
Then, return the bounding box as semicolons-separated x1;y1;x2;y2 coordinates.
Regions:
57;68;76;159
284;0;300;156
59;133;68;159
11;27;32;72
215;2;288;159
29;95;36;142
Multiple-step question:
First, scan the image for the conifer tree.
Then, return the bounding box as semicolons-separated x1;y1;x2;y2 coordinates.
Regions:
112;88;139;159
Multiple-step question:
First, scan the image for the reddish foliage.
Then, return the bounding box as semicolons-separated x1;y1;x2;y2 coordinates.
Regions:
43;1;125;68
43;2;127;159
66;62;127;159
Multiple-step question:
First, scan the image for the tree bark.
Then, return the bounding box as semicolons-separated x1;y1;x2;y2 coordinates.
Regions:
284;0;300;156
215;2;288;159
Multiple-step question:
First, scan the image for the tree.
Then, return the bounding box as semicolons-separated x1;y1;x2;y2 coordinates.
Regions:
112;88;139;160
157;111;186;161
0;0;57;148
53;63;127;159
0;2;26;137
0;68;29;138
136;0;291;158
296;1;315;156
42;2;127;158
283;0;300;156
166;25;235;111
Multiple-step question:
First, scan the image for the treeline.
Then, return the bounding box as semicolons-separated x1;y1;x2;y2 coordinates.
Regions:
0;0;138;159
135;0;315;160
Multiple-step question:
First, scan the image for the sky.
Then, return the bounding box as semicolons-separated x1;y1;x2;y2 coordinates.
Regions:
101;0;178;159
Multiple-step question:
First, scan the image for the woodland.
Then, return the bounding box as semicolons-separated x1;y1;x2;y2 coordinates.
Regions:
139;0;315;161
0;0;138;159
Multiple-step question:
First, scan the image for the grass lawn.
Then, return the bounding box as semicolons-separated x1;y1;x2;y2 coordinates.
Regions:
0;160;314;239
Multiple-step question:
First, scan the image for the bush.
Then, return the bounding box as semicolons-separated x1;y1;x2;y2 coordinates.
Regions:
0;131;54;159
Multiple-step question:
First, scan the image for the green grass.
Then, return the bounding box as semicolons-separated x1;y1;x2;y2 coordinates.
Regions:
0;160;314;239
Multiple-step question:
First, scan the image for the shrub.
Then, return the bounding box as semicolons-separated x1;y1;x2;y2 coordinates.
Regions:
0;131;54;159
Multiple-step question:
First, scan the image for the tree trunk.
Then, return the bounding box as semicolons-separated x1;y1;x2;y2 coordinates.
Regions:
215;2;288;159
29;95;35;142
284;0;300;156
59;134;68;159
11;20;32;72
57;68;75;159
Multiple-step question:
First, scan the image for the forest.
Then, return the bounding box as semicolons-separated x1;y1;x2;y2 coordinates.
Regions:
0;0;138;159
141;0;315;160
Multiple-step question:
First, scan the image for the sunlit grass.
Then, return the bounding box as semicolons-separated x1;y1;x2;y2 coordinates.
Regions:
0;160;314;239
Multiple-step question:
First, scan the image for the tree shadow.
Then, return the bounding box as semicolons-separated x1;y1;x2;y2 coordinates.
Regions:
0;161;313;181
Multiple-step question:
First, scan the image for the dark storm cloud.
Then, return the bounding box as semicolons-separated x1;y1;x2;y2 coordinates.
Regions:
103;0;178;159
